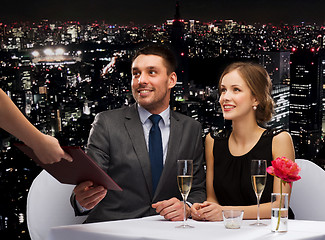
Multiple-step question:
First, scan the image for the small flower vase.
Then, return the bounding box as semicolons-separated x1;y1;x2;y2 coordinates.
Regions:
271;193;289;232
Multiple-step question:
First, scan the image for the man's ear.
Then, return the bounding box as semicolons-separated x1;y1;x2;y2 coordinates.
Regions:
168;72;177;89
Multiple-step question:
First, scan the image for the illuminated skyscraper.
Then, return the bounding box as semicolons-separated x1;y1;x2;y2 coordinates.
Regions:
259;51;291;85
170;1;189;101
258;51;290;130
289;49;325;160
269;85;290;130
171;1;185;50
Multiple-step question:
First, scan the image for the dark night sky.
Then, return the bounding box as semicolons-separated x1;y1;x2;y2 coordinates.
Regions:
1;0;325;25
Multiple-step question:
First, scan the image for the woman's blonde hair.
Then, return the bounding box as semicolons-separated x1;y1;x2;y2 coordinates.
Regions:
219;62;274;124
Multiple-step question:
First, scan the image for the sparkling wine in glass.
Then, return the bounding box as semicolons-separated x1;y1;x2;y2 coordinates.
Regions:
250;159;267;226
176;160;193;228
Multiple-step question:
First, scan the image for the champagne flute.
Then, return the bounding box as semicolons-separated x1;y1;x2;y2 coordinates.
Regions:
250;159;267;226
176;159;193;228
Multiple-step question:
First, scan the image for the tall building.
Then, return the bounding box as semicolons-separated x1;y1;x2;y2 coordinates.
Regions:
289;49;325;160
258;51;290;130
259;51;291;85
269;85;290;130
170;1;189;101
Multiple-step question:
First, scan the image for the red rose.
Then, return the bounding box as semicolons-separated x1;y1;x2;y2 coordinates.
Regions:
267;157;301;187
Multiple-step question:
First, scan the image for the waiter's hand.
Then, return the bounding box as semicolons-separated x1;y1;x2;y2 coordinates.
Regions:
74;181;107;210
152;197;190;221
31;134;73;164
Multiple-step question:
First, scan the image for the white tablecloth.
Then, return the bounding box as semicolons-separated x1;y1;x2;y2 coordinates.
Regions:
48;215;325;240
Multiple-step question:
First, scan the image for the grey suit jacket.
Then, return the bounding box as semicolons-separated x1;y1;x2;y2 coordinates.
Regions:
72;104;206;223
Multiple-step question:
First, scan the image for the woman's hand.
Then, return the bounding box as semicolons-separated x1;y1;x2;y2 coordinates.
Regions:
191;201;223;221
190;203;204;220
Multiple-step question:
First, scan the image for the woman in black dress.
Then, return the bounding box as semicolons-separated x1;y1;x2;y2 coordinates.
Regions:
191;62;295;221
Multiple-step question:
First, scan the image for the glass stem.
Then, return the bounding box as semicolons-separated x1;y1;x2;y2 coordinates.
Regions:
257;196;261;223
183;197;186;226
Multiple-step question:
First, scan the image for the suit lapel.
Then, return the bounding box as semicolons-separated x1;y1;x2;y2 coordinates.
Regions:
154;111;182;197
124;104;153;196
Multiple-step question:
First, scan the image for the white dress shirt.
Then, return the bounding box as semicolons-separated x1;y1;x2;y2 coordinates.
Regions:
137;104;170;164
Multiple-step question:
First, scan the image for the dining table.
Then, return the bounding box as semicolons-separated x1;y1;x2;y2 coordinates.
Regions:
47;215;325;240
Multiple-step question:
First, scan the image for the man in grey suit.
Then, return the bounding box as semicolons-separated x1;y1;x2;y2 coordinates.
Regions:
72;44;206;223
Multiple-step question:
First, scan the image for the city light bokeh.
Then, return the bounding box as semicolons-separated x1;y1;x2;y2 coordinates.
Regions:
1;4;325;240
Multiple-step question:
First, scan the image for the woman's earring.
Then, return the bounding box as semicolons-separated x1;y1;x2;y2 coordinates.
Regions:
253;106;257;111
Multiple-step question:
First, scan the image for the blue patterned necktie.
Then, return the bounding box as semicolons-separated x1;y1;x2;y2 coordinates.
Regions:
149;114;163;194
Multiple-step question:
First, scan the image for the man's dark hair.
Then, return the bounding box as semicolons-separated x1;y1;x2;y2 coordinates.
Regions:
132;44;177;74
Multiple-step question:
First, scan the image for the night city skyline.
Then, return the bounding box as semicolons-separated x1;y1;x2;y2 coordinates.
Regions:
0;0;325;25
1;1;325;239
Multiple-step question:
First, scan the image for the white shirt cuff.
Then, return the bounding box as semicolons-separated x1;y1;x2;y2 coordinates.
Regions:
76;199;90;213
